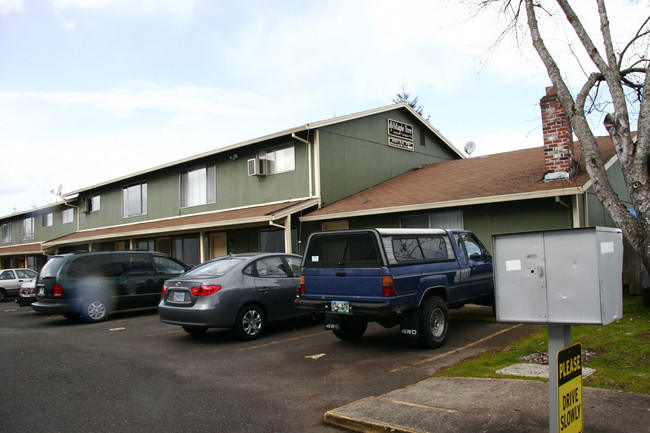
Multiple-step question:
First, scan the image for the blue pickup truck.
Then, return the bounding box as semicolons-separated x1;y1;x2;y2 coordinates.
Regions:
295;228;494;348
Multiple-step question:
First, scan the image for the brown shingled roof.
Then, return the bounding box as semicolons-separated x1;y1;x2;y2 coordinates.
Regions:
302;137;616;220
43;198;318;248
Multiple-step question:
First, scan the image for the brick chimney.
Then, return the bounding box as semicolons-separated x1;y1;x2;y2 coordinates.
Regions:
541;86;575;182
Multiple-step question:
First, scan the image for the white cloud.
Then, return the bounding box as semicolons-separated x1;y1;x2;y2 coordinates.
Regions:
0;0;23;15
51;0;198;21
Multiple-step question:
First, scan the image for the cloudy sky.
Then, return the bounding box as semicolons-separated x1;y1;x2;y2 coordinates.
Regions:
1;0;647;216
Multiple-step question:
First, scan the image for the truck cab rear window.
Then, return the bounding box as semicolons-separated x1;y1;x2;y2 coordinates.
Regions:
305;233;381;267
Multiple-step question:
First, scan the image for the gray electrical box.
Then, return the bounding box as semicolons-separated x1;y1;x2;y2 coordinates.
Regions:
492;226;623;325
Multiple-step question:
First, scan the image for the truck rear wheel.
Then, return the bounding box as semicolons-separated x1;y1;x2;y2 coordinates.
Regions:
418;296;448;349
332;317;367;341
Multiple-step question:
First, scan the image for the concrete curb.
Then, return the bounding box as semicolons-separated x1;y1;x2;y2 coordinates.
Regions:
324;377;650;433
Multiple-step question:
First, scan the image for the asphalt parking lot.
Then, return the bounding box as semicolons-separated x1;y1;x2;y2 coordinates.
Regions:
1;302;533;432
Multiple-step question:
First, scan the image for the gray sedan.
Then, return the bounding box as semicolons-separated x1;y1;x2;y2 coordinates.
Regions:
158;253;306;340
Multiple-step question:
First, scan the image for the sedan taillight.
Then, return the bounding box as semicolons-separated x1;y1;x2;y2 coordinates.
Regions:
191;285;222;297
53;283;63;297
162;284;168;295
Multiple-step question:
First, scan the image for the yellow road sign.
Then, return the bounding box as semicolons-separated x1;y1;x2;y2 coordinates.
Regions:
558;343;583;433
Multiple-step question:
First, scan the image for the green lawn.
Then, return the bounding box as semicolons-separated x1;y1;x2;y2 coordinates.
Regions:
436;295;650;394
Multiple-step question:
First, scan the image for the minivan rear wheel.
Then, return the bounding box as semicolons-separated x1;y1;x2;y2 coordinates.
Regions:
81;297;110;323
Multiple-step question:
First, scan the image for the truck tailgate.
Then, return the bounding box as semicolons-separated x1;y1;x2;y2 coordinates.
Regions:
301;268;385;301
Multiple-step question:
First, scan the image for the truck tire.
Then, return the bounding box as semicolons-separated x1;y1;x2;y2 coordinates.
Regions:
418;296;448;349
332;317;368;341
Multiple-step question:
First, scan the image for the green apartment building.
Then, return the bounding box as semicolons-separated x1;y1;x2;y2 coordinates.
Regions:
0;103;461;268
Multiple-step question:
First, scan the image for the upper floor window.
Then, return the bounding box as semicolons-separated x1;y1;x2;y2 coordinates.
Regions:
42;213;53;227
89;195;101;212
1;223;10;243
62;208;74;224
23;217;34;240
266;144;295;174
123;182;147;218
181;164;216;208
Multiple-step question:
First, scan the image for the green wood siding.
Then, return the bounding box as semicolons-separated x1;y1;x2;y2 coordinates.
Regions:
318;109;459;206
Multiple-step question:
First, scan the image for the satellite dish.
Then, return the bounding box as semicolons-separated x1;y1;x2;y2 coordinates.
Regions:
464;141;476;157
56;184;63;196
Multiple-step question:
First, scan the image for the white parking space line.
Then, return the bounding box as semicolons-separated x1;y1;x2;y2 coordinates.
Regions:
389;324;524;374
145;329;185;337
238;330;330;351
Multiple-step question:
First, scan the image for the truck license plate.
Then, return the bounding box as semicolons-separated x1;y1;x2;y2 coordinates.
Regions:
331;301;350;313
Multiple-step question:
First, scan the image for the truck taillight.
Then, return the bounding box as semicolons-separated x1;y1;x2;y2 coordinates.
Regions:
191;285;222;296
300;276;306;294
382;276;394;297
53;283;63;297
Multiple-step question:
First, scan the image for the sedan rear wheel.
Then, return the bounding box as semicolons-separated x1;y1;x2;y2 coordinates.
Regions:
234;305;265;340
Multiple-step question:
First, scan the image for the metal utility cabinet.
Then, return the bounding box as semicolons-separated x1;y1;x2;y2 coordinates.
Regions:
492;226;623;326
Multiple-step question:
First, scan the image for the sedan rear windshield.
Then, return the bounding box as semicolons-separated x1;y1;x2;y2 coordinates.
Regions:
184;257;244;277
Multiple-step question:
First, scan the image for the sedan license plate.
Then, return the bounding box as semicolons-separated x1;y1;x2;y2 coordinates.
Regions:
38;287;44;296
331;300;350;313
172;291;186;303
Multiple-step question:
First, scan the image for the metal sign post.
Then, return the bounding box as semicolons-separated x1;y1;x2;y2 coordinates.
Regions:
548;325;577;433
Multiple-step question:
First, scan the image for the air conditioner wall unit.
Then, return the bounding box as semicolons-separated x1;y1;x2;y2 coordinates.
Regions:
247;157;267;176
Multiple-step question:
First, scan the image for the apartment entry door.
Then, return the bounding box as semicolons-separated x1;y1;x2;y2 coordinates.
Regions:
210;232;227;259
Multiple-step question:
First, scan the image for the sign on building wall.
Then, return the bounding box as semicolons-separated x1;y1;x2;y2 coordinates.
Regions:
388;119;414;151
388;137;414;151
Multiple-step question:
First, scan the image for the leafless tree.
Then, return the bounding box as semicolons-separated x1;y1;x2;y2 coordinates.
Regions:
480;0;649;272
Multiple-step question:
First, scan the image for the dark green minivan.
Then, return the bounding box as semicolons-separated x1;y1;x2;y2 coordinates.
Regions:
32;251;190;322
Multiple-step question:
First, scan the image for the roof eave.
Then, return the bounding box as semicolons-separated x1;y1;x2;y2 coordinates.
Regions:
299;187;585;222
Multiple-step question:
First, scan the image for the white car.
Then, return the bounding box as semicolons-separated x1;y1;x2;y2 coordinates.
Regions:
0;268;38;302
17;279;37;306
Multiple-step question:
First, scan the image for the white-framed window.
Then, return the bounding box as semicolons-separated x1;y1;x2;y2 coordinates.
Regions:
1;223;10;243
62;208;74;224
123;182;148;217
401;210;464;230
266;144;295;174
181;163;216;208
42;213;53;227
23;217;34;240
89;195;101;212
